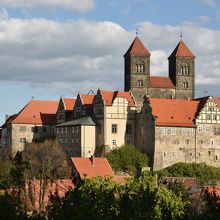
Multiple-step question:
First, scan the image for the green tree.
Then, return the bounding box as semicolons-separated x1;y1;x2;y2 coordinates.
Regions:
106;145;149;175
156;162;220;184
48;173;185;220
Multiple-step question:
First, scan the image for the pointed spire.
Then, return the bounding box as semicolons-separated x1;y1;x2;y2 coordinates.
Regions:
168;40;195;59
124;36;151;57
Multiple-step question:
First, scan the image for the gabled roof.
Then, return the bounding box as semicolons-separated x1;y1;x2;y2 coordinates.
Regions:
71;157;114;179
168;40;195;59
80;94;95;108
213;97;220;108
124;36;151;56
11;100;58;125
150;76;175;89
57;116;96;127
63;98;76;111
148;98;200;127
99;90;136;107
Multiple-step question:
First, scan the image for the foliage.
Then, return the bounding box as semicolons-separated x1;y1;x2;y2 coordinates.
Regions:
48;172;185;220
156;162;220;184
106;145;149;175
0;193;27;220
0;159;14;189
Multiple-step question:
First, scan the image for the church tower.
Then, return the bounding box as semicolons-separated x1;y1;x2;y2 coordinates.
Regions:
124;36;151;109
168;40;195;99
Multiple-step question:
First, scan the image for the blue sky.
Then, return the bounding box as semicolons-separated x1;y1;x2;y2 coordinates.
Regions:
0;0;220;124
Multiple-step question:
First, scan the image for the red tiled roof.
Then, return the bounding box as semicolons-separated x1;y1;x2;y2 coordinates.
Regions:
71;157;114;179
150;76;175;89
162;176;197;189
12;100;58;125
213;97;220;108
203;185;220;197
63;98;76;111
100;90;136;107
169;40;195;58
148;98;200;127
81;94;95;108
124;36;150;56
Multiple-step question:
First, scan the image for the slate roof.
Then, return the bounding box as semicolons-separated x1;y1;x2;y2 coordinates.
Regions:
56;116;96;127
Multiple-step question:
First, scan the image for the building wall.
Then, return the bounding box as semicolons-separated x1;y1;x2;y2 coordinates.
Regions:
81;125;96;157
148;88;175;99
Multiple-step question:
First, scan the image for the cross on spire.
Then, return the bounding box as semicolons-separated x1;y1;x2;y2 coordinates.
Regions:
180;32;183;39
136;27;139;36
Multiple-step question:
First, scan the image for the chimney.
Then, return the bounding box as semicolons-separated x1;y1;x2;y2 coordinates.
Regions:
5;114;9;121
90;155;95;166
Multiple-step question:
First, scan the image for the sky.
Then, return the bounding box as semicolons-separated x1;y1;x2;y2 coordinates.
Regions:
0;0;220;124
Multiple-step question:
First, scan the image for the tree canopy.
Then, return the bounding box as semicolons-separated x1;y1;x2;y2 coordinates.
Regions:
106;145;149;175
156;162;220;184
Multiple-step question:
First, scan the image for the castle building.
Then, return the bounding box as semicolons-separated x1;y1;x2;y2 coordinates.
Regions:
1;36;220;171
124;36;195;111
1;100;58;156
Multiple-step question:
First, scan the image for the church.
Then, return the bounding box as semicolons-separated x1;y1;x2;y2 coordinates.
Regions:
1;36;220;171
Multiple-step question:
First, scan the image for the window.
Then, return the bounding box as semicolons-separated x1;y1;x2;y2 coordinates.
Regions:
213;115;217;120
56;128;59;134
76;138;79;144
163;127;167;135
185;139;190;145
216;155;218;161
126;139;131;145
72;138;74;144
136;64;144;73
209;107;214;111
32;126;38;133
64;138;68;144
172;139;179;145
198;126;203;132
19;126;26;132
64;127;68;134
207;115;211;120
137;79;143;87
204;126;210;132
181;65;189;75
112;124;117;133
59;138;63;144
199;140;204;145
76;126;79;134
61;128;64;134
171;127;176;135
112;140;117;145
208;151;211;155
181;128;186;135
191;128;195;135
43;127;47;133
126;124;132;134
141;127;144;136
72;126;74;134
183;82;188;89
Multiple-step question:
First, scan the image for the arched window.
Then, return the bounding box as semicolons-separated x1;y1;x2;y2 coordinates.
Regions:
138;79;143;87
183;82;188;89
181;63;190;75
136;63;144;73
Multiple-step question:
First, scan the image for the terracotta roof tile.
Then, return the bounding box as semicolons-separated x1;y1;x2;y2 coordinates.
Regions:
12;100;58;125
150;76;175;89
100;90;136;107
148;98;200;127
63;98;76;111
169;40;195;58
71;157;114;179
81;94;95;108
124;36;150;56
213;97;220;108
162;177;197;189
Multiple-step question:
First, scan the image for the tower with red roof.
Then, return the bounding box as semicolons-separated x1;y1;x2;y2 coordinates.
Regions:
168;40;195;99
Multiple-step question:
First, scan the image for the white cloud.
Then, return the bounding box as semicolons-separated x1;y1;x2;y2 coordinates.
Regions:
0;17;219;99
0;0;95;12
0;8;9;19
197;15;212;22
196;0;216;7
